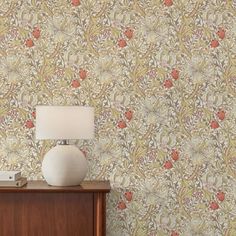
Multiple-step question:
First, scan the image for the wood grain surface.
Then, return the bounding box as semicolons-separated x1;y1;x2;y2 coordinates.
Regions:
0;181;111;236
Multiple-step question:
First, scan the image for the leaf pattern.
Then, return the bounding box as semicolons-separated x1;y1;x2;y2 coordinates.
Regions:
1;0;236;235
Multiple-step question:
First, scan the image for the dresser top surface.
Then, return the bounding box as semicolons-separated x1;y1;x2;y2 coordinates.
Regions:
0;180;111;193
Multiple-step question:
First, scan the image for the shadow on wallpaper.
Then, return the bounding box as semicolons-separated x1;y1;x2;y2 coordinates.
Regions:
1;0;236;235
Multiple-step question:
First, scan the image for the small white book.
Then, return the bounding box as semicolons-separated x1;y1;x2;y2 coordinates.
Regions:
0;171;21;181
0;177;27;187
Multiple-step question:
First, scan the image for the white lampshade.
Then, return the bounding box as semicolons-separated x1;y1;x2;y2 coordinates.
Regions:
36;106;94;140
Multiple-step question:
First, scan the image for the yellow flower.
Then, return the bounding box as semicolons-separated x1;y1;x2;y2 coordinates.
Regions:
0;137;28;166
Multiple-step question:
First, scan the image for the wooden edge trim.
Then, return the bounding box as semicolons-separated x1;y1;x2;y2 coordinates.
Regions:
94;193;106;236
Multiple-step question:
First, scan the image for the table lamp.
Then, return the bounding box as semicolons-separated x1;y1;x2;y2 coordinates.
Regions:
35;106;94;186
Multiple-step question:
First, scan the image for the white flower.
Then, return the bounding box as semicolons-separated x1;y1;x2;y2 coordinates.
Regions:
230;101;236;119
183;136;213;165
0;55;29;83
185;54;213;84
138;178;163;205
139;96;170;126
109;172;131;189
0;1;13;13
63;51;85;67
94;56;121;83
107;225;129;236
17;91;38;107
109;91;131;107
201;90;226;108
18;10;38;26
65;53;79;67
81;0;103;12
139;15;168;44
94;138;120;164
155;129;176;148
201;171;224;190
51;94;70;105
231;20;236;39
183;217;212;236
156;212;176;229
176;0;196;13
202;7;230;27
154;46;177;67
46;15;76;42
109;3;135;26
227;182;236;202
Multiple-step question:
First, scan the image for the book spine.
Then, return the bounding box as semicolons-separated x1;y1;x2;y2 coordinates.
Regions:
0;178;27;187
16;179;27;187
0;172;21;181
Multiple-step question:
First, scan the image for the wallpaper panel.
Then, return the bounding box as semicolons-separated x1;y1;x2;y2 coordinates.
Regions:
1;0;236;235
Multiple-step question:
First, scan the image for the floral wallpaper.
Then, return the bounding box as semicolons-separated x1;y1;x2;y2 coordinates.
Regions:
1;0;236;235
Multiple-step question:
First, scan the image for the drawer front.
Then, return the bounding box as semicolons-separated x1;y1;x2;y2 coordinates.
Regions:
0;192;94;236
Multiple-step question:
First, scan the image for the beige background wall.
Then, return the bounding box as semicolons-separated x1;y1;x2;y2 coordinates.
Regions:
1;0;236;235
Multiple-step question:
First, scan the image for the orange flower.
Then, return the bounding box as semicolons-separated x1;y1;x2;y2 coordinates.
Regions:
171;149;179;161
25;120;34;128
124;110;133;121
216;191;225;202
164;0;173;7
118;39;127;48
171;68;179;80
217;28;225;40
124;28;134;39
72;79;80;88
117;120;127;129
79;69;87;80
124;191;133;201
118;201;126;210
210;201;219;210
217;110;225;121
210;120;219;129
164;79;173;88
25;39;34;47
164;160;173;169
32;27;40;39
171;231;179;236
211;40;219;48
31;111;36;119
72;0;80;6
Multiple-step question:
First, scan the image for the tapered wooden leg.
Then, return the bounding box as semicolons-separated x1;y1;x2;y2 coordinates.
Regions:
94;193;106;236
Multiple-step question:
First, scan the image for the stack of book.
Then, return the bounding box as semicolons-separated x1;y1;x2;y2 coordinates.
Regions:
0;171;27;187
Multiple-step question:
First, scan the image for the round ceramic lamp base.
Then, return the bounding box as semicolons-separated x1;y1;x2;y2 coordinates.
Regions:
42;145;88;186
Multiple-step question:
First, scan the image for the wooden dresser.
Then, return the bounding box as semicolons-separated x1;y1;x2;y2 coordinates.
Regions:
0;180;111;236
